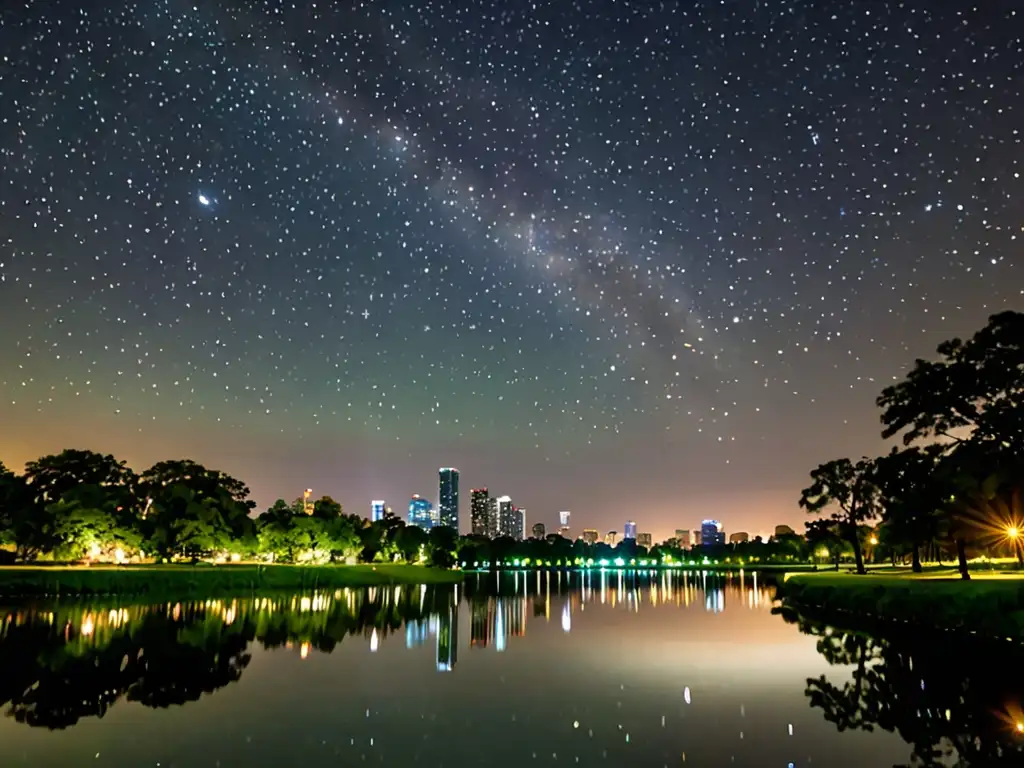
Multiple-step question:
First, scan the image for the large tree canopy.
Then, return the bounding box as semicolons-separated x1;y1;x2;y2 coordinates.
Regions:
877;310;1023;453
24;449;136;507
138;460;256;559
139;460;255;511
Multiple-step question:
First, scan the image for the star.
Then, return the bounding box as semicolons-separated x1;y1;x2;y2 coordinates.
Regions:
0;0;1018;544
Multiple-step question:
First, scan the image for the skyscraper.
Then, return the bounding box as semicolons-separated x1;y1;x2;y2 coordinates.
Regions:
438;468;460;531
470;488;491;536
532;522;546;539
486;497;499;538
513;506;526;540
701;519;725;546
371;500;387;522
582;529;598;544
675;529;691;548
605;531;618;545
408;495;434;530
624;520;637;540
558;510;571;538
497;496;515;538
637;532;652;548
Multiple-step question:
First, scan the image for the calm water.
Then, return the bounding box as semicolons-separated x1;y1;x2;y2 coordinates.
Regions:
1;570;1022;767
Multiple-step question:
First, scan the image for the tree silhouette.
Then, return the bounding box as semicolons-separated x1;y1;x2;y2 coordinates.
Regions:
0;586;458;730
871;446;948;573
782;610;1024;766
877;310;1024;453
24;449;136;507
800;458;879;574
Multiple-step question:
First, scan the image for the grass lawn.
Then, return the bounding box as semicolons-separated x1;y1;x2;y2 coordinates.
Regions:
0;562;463;598
779;568;1024;638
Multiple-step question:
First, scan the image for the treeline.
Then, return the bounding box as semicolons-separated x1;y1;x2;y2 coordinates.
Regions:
0;448;815;569
0;454;464;566
799;310;1024;578
457;530;807;568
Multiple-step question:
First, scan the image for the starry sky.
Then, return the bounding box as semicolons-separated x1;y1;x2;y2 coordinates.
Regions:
1;0;1021;542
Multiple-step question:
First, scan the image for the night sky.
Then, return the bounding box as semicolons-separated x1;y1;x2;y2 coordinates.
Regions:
1;0;1020;542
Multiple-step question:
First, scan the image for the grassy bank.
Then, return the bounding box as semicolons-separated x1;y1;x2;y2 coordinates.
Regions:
778;570;1024;638
0;563;463;598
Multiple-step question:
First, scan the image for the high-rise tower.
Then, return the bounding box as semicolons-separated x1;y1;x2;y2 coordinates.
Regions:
470;488;491;536
701;519;725;546
439;468;460;532
408;495;434;530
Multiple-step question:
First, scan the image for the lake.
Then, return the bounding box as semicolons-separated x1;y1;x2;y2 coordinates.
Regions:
1;570;1021;766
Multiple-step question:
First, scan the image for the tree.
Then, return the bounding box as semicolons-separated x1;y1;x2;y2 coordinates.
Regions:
139;460;255;512
0;462;22;540
939;444;1024;579
140;461;255;560
426;526;458;568
805;519;848;570
782;610;1024;766
256;500;295;561
877;310;1024;457
799;458;878;574
874;312;1024;579
23;449;136;508
394;523;428;563
323;516;364;563
311;496;343;520
289;515;334;562
870;445;947;573
47;498;143;561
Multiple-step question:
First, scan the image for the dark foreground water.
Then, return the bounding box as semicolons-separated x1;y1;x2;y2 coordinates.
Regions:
1;571;1022;767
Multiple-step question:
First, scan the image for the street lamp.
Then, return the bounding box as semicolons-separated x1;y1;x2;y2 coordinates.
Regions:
869;535;879;546
1007;525;1023;568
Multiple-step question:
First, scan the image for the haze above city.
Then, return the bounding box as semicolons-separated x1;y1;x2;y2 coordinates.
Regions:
1;1;1020;543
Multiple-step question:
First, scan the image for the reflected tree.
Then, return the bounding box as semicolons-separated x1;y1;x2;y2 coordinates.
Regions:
0;585;457;730
126;613;252;708
780;610;1024;766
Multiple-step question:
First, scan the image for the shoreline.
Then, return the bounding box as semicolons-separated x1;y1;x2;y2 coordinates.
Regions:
777;571;1024;639
0;563;463;598
0;561;819;601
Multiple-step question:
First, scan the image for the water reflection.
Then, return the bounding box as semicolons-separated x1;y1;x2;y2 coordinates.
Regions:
779;608;1024;766
2;570;1019;766
0;570;770;732
0;585;451;729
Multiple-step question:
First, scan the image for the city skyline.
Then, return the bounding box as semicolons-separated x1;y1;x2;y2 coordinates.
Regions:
2;2;1019;542
318;480;769;543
